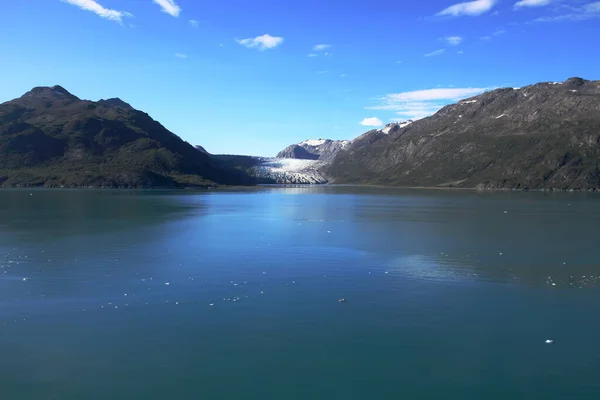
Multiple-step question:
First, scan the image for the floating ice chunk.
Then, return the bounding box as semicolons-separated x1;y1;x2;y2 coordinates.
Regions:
22;277;29;281
209;303;214;306
165;282;170;286
545;339;553;344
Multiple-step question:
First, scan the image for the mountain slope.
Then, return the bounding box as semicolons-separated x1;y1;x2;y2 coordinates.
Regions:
327;77;600;190
0;86;250;188
277;139;350;163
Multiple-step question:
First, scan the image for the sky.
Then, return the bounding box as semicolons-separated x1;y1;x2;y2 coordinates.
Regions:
1;0;599;156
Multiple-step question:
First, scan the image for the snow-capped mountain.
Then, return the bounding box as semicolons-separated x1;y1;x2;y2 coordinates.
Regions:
276;138;351;163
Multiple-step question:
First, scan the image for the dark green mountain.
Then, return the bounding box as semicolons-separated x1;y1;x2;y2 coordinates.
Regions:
327;77;600;190
0;86;251;188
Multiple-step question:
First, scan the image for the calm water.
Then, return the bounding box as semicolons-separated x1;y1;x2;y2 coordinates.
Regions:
1;187;600;399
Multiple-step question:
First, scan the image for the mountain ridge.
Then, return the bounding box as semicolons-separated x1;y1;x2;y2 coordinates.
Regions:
326;77;600;190
0;86;251;188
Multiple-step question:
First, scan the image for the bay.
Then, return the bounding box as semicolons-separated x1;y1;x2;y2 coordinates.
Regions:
1;187;599;399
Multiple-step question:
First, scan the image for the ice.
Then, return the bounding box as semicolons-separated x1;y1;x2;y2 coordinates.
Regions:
495;114;506;119
461;100;478;104
545;339;553;344
254;158;328;184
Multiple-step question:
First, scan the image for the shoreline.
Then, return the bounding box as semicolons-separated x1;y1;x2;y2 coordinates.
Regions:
2;183;598;193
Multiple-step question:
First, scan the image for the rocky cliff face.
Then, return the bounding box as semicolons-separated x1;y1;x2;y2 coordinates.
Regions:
276;139;350;163
326;77;600;190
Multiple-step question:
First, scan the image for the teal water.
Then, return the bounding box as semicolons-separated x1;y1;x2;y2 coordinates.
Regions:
1;187;600;399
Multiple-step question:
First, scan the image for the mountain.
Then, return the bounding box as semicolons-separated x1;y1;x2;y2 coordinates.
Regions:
0;86;251;188
276;139;351;163
326;77;600;190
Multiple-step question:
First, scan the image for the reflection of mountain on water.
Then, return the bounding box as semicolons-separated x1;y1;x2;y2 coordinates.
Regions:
0;190;209;243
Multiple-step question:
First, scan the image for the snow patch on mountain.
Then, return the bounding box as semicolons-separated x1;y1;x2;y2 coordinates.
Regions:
301;139;327;146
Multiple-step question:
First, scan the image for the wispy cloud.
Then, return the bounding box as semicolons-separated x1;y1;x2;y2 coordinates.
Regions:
514;0;552;8
153;0;181;17
366;87;488;121
316;70;330;74
307;53;318;57
60;0;132;23
457;50;465;54
313;44;332;51
441;36;464;45
189;19;199;28
175;53;187;58
360;117;384;127
425;49;446;57
586;2;600;12
236;34;284;50
534;1;600;21
436;0;496;17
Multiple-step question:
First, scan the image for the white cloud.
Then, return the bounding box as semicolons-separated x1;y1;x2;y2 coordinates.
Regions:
585;2;600;12
317;70;329;74
340;74;347;77
514;0;552;8
307;53;318;57
442;36;464;45
457;50;465;54
153;0;181;17
535;1;600;21
189;19;199;28
436;0;496;16
313;44;331;51
366;87;488;121
236;34;284;50
175;53;187;58
60;0;132;23
360;117;384;127
425;49;446;57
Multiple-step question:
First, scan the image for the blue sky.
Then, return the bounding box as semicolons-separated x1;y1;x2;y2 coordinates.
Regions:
1;0;599;156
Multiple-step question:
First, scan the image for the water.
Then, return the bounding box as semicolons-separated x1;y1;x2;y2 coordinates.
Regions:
1;187;600;399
